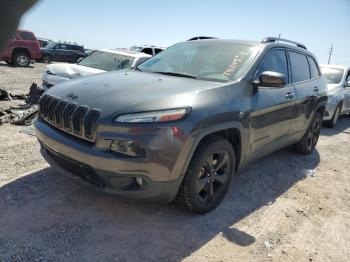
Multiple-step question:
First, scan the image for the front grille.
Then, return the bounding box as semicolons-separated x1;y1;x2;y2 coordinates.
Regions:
39;94;101;142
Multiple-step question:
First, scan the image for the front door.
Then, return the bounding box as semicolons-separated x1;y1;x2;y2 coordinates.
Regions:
250;48;296;156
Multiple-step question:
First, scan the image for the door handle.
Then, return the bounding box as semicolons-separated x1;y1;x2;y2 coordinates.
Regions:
285;92;295;99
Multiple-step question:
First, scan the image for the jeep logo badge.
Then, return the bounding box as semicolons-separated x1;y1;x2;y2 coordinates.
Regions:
66;93;78;100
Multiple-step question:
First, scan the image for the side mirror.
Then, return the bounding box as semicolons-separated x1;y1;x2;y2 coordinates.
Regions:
77;57;84;64
254;71;286;88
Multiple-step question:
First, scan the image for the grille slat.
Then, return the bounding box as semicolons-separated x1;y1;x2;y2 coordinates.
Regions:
38;94;100;142
85;110;101;139
72;106;88;134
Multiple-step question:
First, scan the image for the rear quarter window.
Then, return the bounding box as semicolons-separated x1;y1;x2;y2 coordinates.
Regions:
307;56;320;79
289;51;311;83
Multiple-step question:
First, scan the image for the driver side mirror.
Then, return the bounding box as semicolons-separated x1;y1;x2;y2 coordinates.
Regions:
253;71;286;88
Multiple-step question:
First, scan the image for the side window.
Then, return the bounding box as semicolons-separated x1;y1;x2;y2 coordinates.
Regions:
18;31;36;41
346;70;350;83
255;49;289;84
57;44;67;50
307;56;320;79
154;49;163;55
289;51;311;83
142;48;153;56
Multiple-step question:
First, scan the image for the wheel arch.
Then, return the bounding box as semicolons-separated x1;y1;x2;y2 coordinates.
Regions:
12;48;31;60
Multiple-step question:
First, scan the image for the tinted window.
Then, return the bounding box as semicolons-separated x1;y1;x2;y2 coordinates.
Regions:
289;51;310;83
308;56;320;78
255;49;289;83
18;31;36;41
57;44;67;50
142;48;153;55
154;49;163;55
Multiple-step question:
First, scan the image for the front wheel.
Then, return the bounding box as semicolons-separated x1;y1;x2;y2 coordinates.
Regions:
175;136;236;213
293;112;322;155
42;55;52;63
13;52;30;67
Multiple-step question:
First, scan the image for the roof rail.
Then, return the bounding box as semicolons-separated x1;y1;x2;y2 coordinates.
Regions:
188;36;218;41
57;40;83;47
261;37;307;50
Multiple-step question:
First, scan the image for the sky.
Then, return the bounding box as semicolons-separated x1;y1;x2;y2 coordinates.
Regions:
21;0;350;65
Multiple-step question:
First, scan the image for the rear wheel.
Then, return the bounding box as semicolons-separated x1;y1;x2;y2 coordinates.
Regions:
13;52;30;67
325;104;341;128
175;136;235;213
42;55;52;63
293;112;322;155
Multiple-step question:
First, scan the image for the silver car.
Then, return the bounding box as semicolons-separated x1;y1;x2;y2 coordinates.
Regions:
320;64;350;127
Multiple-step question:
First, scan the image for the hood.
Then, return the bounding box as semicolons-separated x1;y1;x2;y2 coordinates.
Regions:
47;63;105;79
46;70;223;117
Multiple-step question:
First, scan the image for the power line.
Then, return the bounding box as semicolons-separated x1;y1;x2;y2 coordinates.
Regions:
328;44;334;64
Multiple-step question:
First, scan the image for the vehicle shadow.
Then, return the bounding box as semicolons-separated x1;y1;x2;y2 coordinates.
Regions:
321;116;350;136
0;62;34;69
0;148;320;261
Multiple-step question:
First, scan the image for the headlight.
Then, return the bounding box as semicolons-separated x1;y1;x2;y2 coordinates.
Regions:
114;108;189;123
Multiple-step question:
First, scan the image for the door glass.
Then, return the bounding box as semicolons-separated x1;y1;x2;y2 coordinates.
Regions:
255;49;289;84
289;51;311;83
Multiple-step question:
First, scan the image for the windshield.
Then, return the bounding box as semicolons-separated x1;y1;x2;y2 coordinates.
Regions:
78;51;135;71
321;67;344;84
137;41;260;82
44;42;57;49
130;46;142;52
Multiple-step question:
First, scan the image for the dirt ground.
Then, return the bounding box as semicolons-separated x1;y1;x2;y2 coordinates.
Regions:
0;62;350;262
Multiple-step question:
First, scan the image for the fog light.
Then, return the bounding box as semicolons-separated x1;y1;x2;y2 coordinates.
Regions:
110;139;146;157
136;177;143;186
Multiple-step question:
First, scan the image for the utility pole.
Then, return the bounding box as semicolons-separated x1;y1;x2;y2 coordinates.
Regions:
328;44;334;64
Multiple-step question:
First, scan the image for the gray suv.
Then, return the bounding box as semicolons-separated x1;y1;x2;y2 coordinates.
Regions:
35;37;327;213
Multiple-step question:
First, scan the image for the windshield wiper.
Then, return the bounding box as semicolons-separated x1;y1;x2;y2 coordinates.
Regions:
153;71;197;79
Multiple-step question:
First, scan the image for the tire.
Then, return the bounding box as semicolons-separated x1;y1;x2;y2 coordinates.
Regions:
324;104;341;128
175;136;236;213
42;55;52;63
13;52;30;67
293;112;322;155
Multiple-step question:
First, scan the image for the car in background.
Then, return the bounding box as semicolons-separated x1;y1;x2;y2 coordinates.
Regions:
320;64;350;127
37;38;54;48
41;42;86;63
0;29;42;67
130;45;165;56
41;49;151;89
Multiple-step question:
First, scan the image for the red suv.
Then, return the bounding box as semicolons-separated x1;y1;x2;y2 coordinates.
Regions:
1;30;42;67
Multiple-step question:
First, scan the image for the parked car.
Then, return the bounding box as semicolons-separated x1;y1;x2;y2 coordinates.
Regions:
320;65;350;127
35;37;327;213
0;29;42;67
37;38;54;48
130;45;165;56
41;49;151;89
41;42;86;63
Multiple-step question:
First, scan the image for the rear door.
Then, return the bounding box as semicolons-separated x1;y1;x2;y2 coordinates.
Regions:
288;50;319;137
250;48;296;155
55;44;69;61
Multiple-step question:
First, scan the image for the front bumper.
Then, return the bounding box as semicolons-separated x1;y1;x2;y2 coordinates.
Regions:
323;98;341;121
35;120;188;203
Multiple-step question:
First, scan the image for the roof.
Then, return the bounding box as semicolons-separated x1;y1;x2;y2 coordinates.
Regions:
99;49;152;58
184;38;261;46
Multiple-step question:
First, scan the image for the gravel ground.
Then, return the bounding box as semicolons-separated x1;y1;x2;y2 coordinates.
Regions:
0;62;350;262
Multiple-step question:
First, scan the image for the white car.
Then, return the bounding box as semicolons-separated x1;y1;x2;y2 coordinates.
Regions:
129;45;165;56
320;64;350;127
42;49;151;88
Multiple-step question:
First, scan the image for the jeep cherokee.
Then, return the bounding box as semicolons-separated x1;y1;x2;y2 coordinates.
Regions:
35;37;327;213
